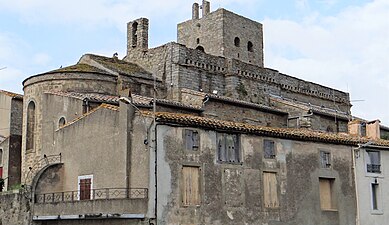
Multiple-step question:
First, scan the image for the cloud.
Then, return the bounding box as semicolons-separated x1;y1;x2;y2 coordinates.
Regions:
264;0;389;123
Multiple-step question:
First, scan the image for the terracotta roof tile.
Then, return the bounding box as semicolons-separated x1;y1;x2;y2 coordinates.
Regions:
147;111;389;147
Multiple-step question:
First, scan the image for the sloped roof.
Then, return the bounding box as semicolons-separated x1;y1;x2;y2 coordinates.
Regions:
0;89;23;100
45;63;109;75
45;91;203;110
270;95;350;120
181;88;287;115
150;111;389;147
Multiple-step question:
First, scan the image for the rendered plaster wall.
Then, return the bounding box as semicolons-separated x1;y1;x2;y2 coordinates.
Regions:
51;108;125;192
155;124;356;225
0;94;11;137
22;72;117;180
355;148;389;225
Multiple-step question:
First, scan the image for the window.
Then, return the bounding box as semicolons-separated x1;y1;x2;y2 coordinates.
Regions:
263;172;279;208
184;129;199;151
366;150;381;173
234;37;240;47
371;182;379;210
196;46;205;52
196;38;200;44
217;133;241;163
26;101;36;150
264;140;276;159
78;175;93;200
58;117;66;128
320;151;331;168
319;178;337;210
182;166;200;206
247;41;254;52
132;22;138;47
0;148;3;166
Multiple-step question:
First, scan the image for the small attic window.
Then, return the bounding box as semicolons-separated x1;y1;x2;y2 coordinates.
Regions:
247;41;254;52
234;37;240;47
59;117;66;127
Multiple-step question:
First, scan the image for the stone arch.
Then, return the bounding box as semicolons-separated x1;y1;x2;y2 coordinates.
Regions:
247;41;254;52
26;101;36;151
58;117;66;128
196;46;205;52
31;163;64;199
234;37;240;47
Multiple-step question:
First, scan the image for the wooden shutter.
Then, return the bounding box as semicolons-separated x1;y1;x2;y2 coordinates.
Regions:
182;166;200;206
80;178;91;200
263;172;279;208
264;140;275;159
185;130;194;151
192;131;199;150
0;167;3;178
217;133;226;162
319;178;333;209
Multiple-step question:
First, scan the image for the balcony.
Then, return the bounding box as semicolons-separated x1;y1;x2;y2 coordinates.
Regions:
367;164;381;173
33;188;148;220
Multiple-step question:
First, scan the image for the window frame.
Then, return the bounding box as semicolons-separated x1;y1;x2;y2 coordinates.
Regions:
181;165;202;207
319;177;337;211
370;180;383;214
184;129;200;152
263;139;276;159
216;133;241;164
319;150;332;169
366;150;381;174
78;175;93;201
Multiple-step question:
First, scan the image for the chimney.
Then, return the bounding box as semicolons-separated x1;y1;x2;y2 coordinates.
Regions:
366;120;381;140
348;120;363;136
192;3;199;19
202;0;210;17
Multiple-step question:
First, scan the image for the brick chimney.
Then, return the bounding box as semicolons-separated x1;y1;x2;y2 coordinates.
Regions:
348;119;363;137
366;120;381;140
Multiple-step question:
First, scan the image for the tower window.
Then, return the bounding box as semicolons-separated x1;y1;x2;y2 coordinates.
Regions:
132;22;138;48
234;37;240;47
196;38;200;44
196;46;205;52
58;117;66;128
26;101;36;151
247;41;254;52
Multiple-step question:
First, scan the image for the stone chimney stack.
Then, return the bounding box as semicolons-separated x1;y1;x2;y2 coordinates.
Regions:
202;0;210;17
192;3;199;19
366;120;381;139
348;120;363;137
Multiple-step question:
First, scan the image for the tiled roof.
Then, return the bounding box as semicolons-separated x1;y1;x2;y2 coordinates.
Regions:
44;63;109;75
86;54;157;81
149;111;389;147
57;103;118;131
0;89;23;100
181;88;287;114
45;91;202;110
270;95;350;120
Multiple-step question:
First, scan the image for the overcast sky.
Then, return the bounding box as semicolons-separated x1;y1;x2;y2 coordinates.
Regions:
0;0;388;124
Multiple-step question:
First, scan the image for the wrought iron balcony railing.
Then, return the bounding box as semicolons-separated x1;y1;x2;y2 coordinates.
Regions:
35;188;148;204
367;164;381;173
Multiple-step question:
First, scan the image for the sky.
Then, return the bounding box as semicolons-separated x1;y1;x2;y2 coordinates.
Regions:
0;0;388;124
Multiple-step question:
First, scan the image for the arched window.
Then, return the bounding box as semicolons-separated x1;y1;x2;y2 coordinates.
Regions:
58;117;66;128
132;22;138;47
26;101;36;150
247;41;254;52
196;46;205;52
234;37;240;47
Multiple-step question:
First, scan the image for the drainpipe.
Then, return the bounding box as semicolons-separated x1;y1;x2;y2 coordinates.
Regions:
352;146;360;225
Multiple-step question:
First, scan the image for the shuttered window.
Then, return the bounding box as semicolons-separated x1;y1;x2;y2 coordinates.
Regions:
263;172;279;208
320;151;331;168
217;133;240;163
319;178;336;210
182;166;200;206
79;178;92;200
184;129;199;151
264;140;276;159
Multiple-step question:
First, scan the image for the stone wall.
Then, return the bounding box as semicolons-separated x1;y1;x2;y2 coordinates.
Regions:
0;191;31;225
156;125;356;225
